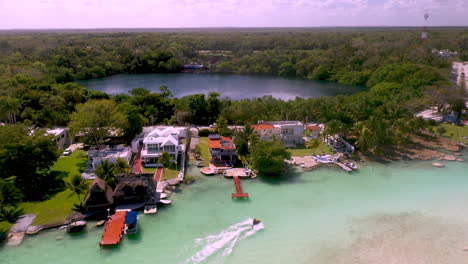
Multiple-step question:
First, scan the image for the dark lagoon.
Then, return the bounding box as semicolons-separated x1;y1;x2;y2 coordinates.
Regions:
77;73;366;100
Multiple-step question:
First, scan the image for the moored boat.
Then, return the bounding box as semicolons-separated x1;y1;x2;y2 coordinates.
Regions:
158;199;172;205
67;221;87;233
124;211;138;235
344;161;358;170
65;212;87;233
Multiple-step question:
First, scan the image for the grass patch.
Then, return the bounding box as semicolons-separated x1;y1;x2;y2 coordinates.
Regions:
437;124;468;143
288;142;333;156
19;150;88;226
142;167;179;180
196;137;210;166
0;221;13;232
162;168;180;180
142;167;156;173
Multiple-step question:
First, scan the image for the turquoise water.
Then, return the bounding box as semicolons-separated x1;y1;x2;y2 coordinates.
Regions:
77;73;365;100
2;159;468;263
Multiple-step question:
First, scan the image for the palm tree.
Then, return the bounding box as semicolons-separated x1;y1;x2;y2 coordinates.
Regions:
305;138;321;149
354;122;373;151
95;160;116;187
113;158;130;174
0;97;19;124
66;174;89;205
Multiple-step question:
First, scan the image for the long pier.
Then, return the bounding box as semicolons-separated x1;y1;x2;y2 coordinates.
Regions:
232;176;249;198
99;211;127;246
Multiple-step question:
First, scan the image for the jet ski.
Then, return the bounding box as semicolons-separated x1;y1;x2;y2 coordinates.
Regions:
252;218;262;225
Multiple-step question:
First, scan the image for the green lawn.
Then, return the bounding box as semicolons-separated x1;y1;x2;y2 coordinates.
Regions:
288;142;333;156
162;168;180;180
19;150;88;226
196;137;210;166
437;124;468;144
142;167;179;180
142;167;156;173
0;221;13;232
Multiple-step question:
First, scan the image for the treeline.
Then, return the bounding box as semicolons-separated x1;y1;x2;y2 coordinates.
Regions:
1;29;467;91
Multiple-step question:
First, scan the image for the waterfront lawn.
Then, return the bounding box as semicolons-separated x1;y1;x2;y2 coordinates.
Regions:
437;124;468;143
0;221;13;232
19;150;87;226
162;168;179;180
142;167;179;180
196;137;210;166
142;167;156;173
288;142;333;156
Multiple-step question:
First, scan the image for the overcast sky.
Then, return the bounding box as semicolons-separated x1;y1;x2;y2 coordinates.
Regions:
0;0;467;29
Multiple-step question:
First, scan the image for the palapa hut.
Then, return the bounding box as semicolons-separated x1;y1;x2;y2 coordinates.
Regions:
83;178;114;218
113;173;156;205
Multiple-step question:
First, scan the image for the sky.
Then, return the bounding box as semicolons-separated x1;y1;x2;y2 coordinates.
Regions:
0;0;467;29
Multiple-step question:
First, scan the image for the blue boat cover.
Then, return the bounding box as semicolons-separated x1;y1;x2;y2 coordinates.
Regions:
125;211;137;224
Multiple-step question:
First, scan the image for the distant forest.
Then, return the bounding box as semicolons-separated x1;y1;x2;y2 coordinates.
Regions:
0;28;467;150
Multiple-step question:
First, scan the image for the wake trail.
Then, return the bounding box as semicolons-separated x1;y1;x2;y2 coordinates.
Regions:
185;218;264;264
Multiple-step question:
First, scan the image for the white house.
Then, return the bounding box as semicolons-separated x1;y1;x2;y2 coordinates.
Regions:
46;127;71;149
252;120;304;146
131;126;186;167
88;145;132;169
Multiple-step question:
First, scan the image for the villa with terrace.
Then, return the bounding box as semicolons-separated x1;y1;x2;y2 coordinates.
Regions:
131;126;186;167
208;134;237;166
252;120;304;146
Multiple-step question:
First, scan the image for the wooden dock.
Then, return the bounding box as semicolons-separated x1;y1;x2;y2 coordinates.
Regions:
232;176;249;198
99;211;127;246
336;162;352;172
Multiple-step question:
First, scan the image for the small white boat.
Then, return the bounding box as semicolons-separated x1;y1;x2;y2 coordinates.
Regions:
160;193;168;199
159;199;172;205
344;162;358;170
313;155;334;163
66;221;87;233
144;205;157;214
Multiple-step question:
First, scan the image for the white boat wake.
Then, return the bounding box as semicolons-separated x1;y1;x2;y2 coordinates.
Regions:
185;218;265;264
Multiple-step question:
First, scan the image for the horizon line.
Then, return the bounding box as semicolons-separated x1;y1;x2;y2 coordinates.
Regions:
1;25;468;30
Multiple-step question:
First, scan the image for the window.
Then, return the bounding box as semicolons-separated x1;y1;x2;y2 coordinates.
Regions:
281;128;289;134
147;144;159;153
164;145;175;152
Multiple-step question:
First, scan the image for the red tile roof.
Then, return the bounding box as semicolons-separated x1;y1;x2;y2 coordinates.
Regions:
252;124;275;130
208;136;236;149
306;125;321;131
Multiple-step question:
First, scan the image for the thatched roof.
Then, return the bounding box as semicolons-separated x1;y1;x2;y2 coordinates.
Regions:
83;178;114;207
113;174;156;204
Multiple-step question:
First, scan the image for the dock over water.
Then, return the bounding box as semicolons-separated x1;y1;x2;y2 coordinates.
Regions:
232;176;249;198
100;211;127;246
336;162;352;172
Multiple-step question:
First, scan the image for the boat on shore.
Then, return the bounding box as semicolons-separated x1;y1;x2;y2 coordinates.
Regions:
344;161;358;170
313;155;334;163
65;213;87;233
124;211;138;235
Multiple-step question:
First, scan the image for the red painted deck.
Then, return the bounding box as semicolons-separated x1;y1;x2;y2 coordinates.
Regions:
154;167;164;182
232;176;249;198
99;211;127;246
132;149;142;174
